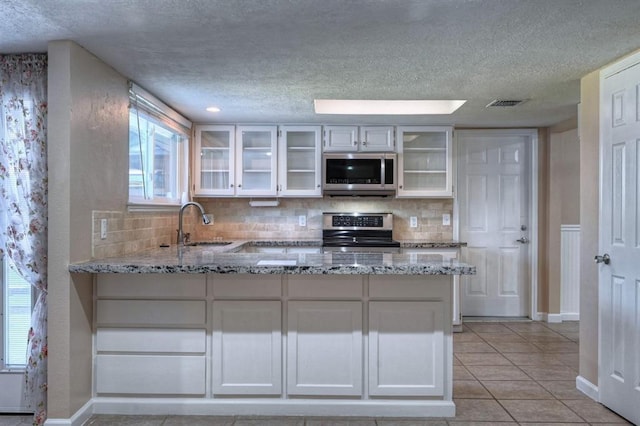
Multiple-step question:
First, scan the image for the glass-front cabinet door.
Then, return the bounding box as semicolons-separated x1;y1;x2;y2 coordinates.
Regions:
236;125;278;197
397;126;453;197
278;126;322;197
194;125;235;196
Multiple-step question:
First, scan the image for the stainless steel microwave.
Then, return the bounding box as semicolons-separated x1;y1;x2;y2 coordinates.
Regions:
322;153;396;196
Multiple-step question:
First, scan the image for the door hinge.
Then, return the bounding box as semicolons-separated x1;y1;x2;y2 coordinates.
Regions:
277;130;282;137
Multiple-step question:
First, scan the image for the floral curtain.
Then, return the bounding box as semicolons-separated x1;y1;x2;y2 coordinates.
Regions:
0;54;48;426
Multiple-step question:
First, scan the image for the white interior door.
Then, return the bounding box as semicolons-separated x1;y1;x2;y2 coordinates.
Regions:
457;130;533;317
598;54;640;426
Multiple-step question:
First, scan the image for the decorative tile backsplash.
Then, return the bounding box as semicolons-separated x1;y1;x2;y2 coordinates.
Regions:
92;198;453;259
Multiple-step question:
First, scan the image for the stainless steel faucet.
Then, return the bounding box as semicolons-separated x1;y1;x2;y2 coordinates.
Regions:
177;201;211;245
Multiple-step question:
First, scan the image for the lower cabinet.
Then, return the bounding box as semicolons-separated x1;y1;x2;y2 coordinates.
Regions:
287;301;362;396
369;301;444;396
211;300;282;395
94;274;450;404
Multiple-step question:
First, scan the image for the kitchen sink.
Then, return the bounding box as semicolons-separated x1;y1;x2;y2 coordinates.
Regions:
185;241;233;246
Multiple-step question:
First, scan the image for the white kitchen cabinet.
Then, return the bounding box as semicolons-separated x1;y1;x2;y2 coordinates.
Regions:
287;300;362;396
236;125;278;196
95;275;208;396
401;248;462;330
397;126;453;197
194;125;236;196
323;125;394;152
369;301;444;396
277;126;322;197
194;125;278;197
212;300;282;395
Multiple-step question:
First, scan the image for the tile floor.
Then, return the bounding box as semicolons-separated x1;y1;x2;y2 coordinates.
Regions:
0;321;633;426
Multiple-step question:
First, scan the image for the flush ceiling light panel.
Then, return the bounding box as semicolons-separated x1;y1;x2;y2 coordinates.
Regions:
314;99;466;115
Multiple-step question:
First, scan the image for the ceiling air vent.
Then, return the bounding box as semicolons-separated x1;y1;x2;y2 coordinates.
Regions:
486;99;526;107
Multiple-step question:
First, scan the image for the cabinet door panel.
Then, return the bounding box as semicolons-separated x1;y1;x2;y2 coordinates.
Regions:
369;301;444;396
323;126;358;151
194;125;236;196
278;126;322;197
287;301;362;396
96;354;206;395
397;126;453;197
212;301;282;395
360;126;394;151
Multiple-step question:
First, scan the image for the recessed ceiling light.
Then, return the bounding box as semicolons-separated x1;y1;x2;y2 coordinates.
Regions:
313;99;466;115
206;106;221;113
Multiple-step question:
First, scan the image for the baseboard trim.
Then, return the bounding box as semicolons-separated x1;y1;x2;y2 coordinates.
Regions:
43;399;93;426
561;312;579;321
545;313;563;323
91;397;456;418
576;375;599;402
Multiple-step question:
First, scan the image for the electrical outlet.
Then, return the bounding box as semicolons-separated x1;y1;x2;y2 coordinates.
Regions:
299;215;307;227
410;216;418;228
442;213;451;226
100;219;108;240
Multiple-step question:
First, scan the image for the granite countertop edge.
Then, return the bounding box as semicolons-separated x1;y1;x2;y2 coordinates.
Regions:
70;239;474;275
68;263;476;275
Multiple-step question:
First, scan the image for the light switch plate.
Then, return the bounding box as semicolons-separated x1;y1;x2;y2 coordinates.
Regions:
442;214;451;226
100;219;107;239
410;216;418;228
299;215;307;227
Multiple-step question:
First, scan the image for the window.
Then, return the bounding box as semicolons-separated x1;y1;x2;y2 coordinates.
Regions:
1;255;31;369
128;83;191;206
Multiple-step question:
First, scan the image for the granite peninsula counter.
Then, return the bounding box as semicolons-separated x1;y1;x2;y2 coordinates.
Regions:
70;242;474;419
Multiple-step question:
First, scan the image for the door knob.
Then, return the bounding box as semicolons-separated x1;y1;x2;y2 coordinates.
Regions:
516;237;529;244
594;253;611;265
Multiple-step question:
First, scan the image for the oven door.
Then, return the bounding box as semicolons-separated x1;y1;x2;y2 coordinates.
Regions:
322;153;396;195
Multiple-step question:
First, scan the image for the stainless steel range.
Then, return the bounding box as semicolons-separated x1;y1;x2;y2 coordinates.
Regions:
322;212;401;253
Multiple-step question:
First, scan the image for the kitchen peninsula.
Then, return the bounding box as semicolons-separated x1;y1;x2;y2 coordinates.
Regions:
70;242;474;418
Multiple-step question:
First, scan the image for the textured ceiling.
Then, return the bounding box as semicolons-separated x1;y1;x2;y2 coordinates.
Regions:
2;0;640;127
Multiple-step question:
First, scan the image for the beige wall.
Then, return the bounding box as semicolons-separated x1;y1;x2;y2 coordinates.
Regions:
47;40;129;418
544;123;580;315
579;70;600;386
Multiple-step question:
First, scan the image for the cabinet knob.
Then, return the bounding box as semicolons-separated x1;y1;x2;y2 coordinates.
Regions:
238;184;242;188
399;185;403;189
362;140;367;146
230;184;234;188
353;140;358;146
317;184;321;188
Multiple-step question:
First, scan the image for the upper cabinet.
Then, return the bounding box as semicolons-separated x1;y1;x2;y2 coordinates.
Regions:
194;125;277;197
236;126;278;197
277;126;322;197
396;126;453;198
194;125;236;196
323;125;394;152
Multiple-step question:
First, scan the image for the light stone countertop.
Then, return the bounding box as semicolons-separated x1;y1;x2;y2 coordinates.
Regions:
69;239;474;275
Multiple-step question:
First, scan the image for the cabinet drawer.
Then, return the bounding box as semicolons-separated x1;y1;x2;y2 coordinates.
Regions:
369;275;450;299
97;274;206;298
96;300;206;326
96;354;205;395
288;275;363;299
96;328;205;353
212;274;281;298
